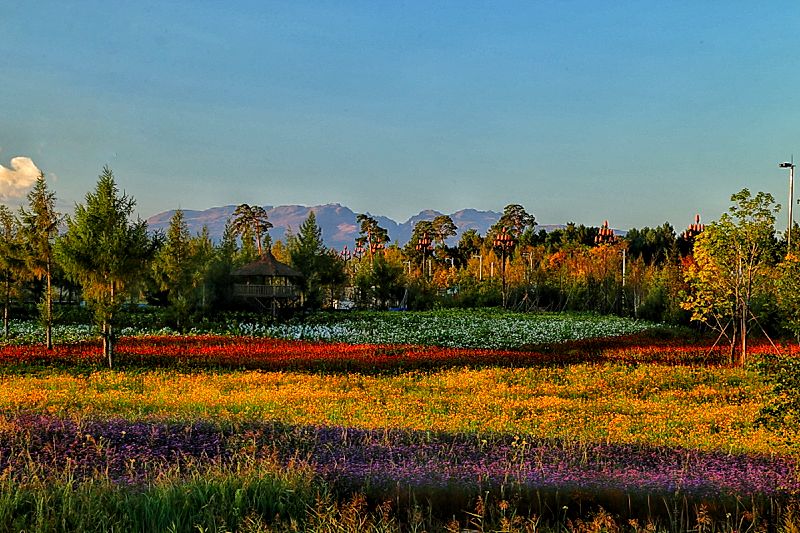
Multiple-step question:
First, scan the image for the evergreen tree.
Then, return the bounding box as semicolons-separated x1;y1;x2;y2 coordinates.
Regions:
492;204;536;240
405;220;434;262
288;212;345;308
431;215;457;247
152;209;195;330
190;225;215;312
202;220;238;311
20;173;60;349
230;204;272;258
0;206;23;338
355;213;389;261
56;166;156;367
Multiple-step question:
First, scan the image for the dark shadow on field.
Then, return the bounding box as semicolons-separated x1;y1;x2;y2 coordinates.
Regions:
0;412;795;528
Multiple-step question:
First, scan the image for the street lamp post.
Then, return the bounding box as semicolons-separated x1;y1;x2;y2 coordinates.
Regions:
681;214;705;241
779;160;795;252
594;220;616;245
370;241;385;256
472;254;483;281
493;227;514;308
415;232;432;279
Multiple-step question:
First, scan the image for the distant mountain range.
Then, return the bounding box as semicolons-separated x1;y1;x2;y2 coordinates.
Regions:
145;203;578;251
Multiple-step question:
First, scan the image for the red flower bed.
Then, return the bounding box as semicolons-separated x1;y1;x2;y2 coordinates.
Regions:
0;334;791;370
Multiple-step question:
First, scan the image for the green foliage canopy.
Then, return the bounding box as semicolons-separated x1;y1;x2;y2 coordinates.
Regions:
56;167;156;366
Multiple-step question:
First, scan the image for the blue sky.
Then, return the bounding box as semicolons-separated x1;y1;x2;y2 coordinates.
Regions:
2;1;800;230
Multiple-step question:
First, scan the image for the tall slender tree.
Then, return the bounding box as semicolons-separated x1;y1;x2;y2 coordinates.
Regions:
191;225;215;311
492;204;537;240
230;204;272;258
431;215;457;247
56;166;156;367
20;173;60;349
288;211;345;308
355;214;389;261
152;209;194;330
0;206;23;338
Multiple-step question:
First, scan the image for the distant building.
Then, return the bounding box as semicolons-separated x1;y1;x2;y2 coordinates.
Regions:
231;251;303;314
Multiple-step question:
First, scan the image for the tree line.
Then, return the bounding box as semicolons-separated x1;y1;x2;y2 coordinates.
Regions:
1;167;797;366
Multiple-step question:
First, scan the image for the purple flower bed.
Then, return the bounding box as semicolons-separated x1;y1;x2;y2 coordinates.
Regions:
1;413;228;484
1;413;797;504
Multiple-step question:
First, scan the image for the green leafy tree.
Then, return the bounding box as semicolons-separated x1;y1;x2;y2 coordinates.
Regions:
0;206;24;337
355;214;389;261
456;229;483;264
56;167;156;367
776;253;800;341
20;173;60;349
431;215;457;247
354;252;404;309
491;204;536;240
682;189;778;365
230;204;272;258
624;223;677;265
405;220;434;263
202;220;239;310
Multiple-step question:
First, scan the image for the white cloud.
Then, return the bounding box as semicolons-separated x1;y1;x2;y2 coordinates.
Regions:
0;157;41;200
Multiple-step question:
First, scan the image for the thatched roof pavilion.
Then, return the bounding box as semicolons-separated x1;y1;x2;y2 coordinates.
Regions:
231;252;303;303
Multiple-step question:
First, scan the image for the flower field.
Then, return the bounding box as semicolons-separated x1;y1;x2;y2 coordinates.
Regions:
3;309;659;348
1;311;799;531
0;331;777;371
254;309;660;348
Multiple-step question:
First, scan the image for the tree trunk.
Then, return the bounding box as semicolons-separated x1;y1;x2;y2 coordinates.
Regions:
45;259;53;350
3;279;9;339
102;322;110;367
105;281;116;368
740;305;748;367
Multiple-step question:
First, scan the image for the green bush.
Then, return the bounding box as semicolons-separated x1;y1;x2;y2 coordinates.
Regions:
756;352;800;437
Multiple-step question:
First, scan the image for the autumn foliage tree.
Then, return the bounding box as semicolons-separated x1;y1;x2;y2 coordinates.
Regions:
682;189;778;365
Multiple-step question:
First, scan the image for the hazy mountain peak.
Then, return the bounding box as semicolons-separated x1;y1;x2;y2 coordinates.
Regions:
146;203;507;249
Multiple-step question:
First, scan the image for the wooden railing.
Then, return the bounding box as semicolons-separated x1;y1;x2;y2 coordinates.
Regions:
233;284;299;299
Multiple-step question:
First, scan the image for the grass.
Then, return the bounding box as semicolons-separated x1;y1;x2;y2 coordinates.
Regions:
0;453;319;533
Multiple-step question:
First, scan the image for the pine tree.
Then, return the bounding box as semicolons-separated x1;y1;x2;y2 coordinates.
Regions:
152;210;194;330
56;167;156;367
0;206;23;338
288;212;345;308
20;173;60;349
230;204;272;258
355;214;389;261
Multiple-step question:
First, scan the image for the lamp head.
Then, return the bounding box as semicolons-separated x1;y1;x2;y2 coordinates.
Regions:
780;162;795;169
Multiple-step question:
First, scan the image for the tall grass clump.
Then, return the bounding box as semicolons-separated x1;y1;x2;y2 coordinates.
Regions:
0;454;318;533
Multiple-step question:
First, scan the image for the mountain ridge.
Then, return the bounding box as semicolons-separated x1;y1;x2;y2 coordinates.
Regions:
145;204;586;251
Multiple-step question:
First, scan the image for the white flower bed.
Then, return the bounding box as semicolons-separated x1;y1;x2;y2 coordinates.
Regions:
2;310;660;349
260;310;658;349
